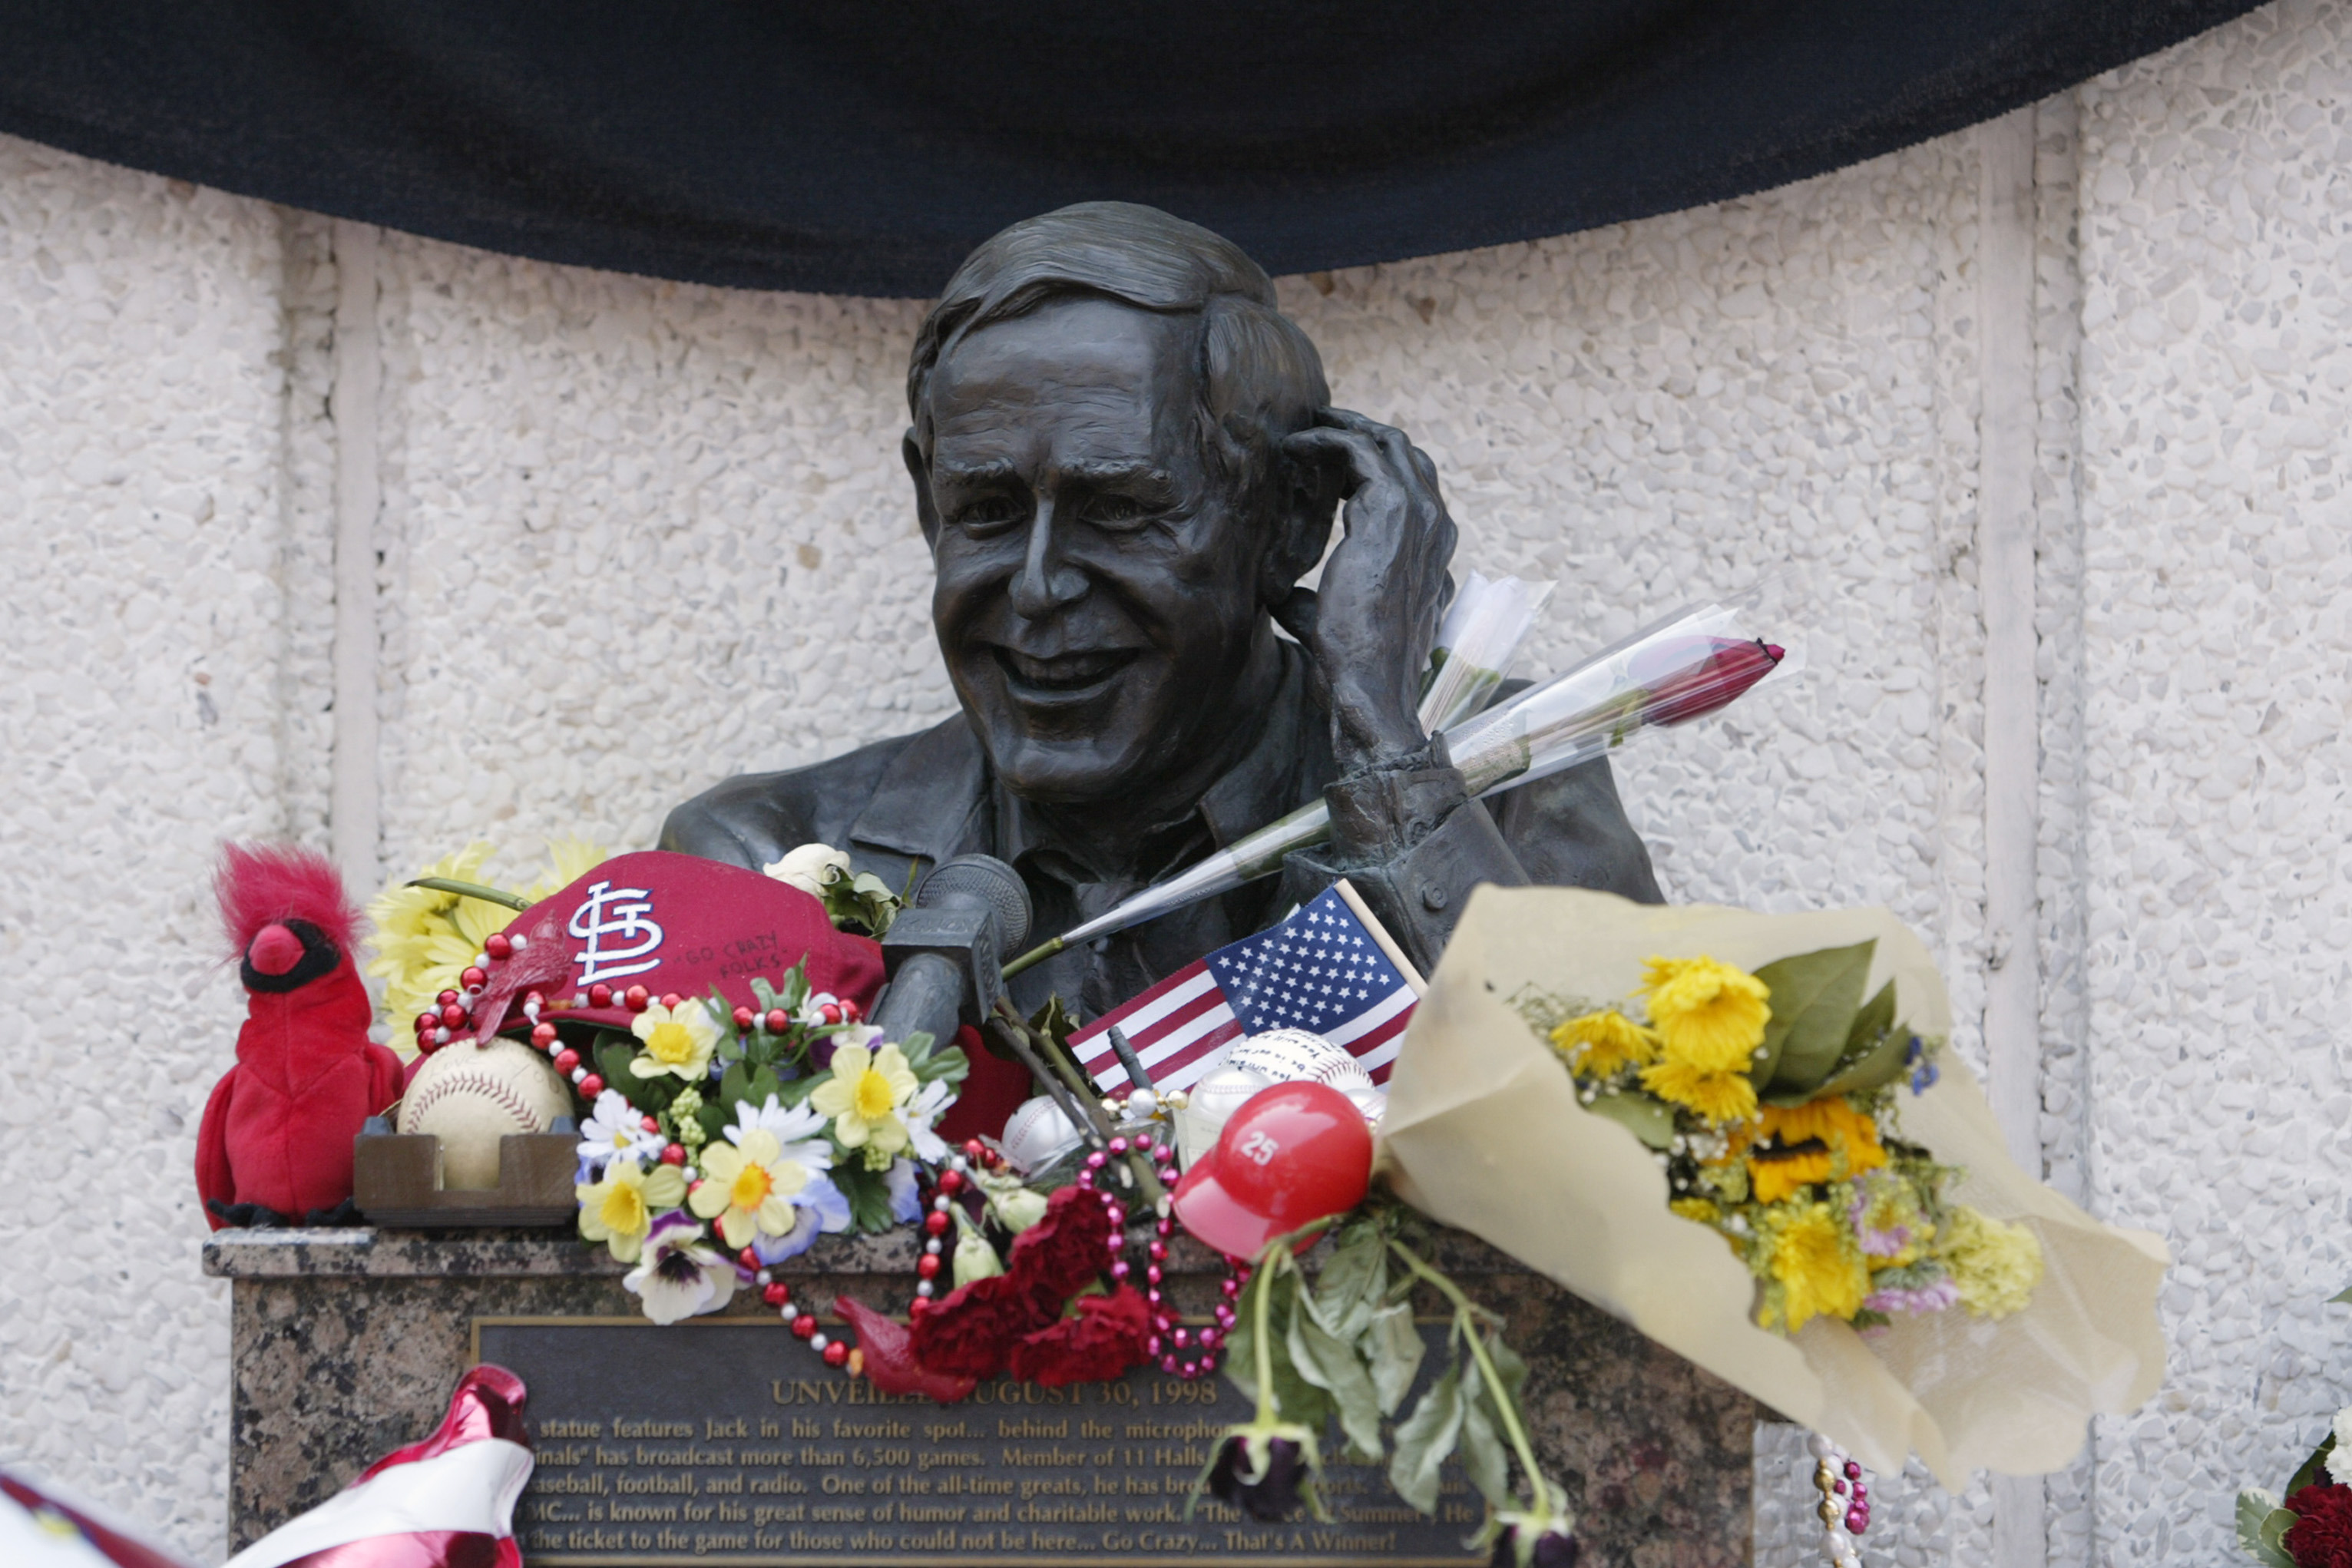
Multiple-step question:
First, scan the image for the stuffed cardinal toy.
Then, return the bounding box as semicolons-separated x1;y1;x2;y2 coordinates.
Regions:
197;843;405;1229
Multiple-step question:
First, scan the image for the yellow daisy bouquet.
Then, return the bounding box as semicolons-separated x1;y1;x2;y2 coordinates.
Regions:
1378;888;2168;1490
1533;946;2035;1338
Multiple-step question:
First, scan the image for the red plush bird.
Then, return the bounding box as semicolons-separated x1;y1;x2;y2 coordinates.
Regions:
196;844;405;1229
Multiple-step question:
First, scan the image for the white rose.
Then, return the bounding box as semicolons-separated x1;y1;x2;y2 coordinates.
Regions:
763;842;851;900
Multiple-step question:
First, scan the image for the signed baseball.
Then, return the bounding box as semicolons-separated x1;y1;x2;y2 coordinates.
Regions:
398;1039;572;1189
1229;1028;1377;1103
1000;1096;1085;1174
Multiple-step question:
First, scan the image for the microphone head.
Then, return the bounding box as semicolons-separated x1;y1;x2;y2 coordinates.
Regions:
915;854;1031;953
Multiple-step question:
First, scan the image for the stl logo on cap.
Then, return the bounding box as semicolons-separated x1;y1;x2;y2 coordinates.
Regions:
1171;1082;1372;1259
567;879;665;985
476;852;887;1037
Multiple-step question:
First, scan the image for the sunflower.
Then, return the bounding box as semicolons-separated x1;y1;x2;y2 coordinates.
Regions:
1639;954;1771;1073
1746;1095;1887;1203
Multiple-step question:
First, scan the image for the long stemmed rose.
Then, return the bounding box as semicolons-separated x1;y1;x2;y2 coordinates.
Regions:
1004;595;1794;978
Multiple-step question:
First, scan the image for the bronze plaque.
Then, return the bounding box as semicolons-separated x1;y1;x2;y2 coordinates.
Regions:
475;1317;1483;1567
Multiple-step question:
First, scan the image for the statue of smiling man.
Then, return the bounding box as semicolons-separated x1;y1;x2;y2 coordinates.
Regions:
664;202;1659;1017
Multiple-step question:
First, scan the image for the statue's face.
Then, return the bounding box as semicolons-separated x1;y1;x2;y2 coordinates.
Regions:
913;296;1272;807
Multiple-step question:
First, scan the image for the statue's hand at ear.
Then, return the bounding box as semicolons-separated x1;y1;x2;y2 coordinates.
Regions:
1279;409;1458;773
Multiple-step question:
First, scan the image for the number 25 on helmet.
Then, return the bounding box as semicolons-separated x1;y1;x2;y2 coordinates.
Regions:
1171;1082;1373;1258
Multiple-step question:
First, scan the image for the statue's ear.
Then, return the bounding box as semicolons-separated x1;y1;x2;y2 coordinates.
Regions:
1259;438;1338;608
903;430;941;549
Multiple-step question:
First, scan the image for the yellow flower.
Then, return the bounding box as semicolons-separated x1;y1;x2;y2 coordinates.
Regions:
366;842;518;1026
630;999;721;1082
1758;1199;1869;1332
1639;1059;1759;1125
688;1128;810;1250
809;1037;919;1165
1639;955;1771;1073
1748;1096;1887;1203
1549;1010;1660;1077
1938;1206;2043;1319
577;1159;688;1262
1669;1196;1721;1225
524;836;610;901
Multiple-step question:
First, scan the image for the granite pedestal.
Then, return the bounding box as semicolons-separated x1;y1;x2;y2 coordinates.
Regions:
204;1225;1755;1566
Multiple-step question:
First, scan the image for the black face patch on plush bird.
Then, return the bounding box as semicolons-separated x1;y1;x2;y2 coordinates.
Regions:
241;917;342;993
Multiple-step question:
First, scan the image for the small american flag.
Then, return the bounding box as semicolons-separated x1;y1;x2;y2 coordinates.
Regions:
1069;885;1420;1096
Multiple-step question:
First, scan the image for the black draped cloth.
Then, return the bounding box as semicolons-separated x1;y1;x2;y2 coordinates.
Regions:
0;1;2264;297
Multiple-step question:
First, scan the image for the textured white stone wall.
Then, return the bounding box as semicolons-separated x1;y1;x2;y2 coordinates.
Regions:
0;141;321;1554
2075;2;2352;1563
4;3;2349;1561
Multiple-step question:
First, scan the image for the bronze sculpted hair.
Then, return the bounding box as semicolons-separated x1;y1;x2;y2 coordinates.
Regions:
906;201;1332;528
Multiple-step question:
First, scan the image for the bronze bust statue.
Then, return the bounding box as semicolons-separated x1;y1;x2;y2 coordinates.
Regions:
663;202;1659;1017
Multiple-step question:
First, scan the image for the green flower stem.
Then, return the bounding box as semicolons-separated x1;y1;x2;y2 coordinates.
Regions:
1001;935;1064;980
405;875;531;911
1387;1239;1545;1498
1251;1242;1282;1427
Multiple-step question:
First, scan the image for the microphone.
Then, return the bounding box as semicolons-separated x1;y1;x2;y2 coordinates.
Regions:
869;854;1032;1050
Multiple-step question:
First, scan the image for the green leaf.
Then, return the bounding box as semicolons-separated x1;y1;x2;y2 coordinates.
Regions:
2330;1282;2352;1305
2288;1434;2337;1499
1310;1225;1389;1340
716;1060;785;1117
1222;1272;1331;1434
908;1037;971;1088
1387;1364;1464;1515
1288;1295;1384;1461
1810;983;1911;1100
594;1038;638;1101
1480;1328;1529;1409
1755;941;1877;1098
1455;1355;1510;1509
832;1163;898;1234
693;1099;728;1146
2238;1490;2298;1568
1583;1089;1676;1150
1363;1302;1425;1417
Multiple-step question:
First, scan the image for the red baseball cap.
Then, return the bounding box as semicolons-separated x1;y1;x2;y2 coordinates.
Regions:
1172;1082;1373;1259
467;851;885;1042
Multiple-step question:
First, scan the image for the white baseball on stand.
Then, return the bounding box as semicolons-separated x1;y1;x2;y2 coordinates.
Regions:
396;1039;573;1189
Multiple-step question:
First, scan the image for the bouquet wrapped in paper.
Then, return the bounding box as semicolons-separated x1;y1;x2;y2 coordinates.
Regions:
1377;886;2167;1487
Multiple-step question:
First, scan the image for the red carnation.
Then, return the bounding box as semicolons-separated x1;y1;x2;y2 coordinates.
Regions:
834;1297;978;1404
2287;1482;2352;1568
908;1272;1059;1380
1007;1184;1116;1301
1009;1288;1154;1387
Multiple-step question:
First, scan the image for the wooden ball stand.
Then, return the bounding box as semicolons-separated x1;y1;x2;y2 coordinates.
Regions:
352;1116;578;1227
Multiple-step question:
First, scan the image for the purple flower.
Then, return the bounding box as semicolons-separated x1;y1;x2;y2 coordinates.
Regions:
1863;1277;1960;1316
1205;1428;1319;1522
622;1212;743;1325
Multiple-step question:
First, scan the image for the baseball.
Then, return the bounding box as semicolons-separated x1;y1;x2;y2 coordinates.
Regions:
397;1039;573;1189
1229;1028;1377;1103
1000;1096;1084;1174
